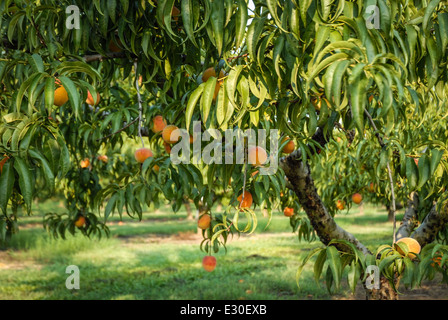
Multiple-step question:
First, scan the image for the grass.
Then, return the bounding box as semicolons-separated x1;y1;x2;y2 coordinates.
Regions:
0;201;400;300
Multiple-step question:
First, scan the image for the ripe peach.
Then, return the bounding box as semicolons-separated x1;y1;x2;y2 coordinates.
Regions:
367;182;375;193
86;90;100;106
75;216;86;228
97;155;108;163
336;200;345;210
198;214;211;230
352;193;363;204
282;137;295;154
54;80;68;107
237;191;253;209
283;207;294;217
134;148;153;163
202;255;217;272
162;125;180;144
248;146;268;166
396;237;421;260
80;158;90;168
202;67;225;83
152;115;167;133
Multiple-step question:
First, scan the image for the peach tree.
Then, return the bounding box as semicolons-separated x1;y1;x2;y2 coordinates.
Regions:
1;0;448;299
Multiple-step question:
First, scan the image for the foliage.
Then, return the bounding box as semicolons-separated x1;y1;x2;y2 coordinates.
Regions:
1;0;448;296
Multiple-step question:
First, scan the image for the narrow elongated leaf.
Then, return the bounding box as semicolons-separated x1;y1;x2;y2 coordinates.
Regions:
28;149;55;193
14;157;33;214
326;246;342;291
185;83;205;132
0;161;15;215
235;0;248;48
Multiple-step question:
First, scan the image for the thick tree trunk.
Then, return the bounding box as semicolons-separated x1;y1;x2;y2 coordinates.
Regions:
280;151;371;255
396;193;419;240
412;203;448;247
365;276;400;300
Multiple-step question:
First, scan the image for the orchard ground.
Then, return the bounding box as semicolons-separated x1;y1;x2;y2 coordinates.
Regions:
0;202;447;300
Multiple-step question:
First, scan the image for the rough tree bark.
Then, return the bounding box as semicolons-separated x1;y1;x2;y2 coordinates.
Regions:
279;150;370;256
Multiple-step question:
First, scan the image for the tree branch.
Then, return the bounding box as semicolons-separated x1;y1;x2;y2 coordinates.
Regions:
96;117;139;141
83;52;129;62
279;150;371;255
411;202;448;247
395;192;419;240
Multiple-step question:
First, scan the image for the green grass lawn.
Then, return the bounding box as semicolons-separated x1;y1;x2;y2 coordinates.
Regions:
0;201;401;300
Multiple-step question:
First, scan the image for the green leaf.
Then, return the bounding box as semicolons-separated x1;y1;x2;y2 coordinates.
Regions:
246;17;266;62
104;193;117;222
417;154;430;189
266;0;288;32
210;0;224;56
326;246;342;291
235;0;248;48
350;77;368;135
406;156;418;191
28;149;55;194
44;77;55;110
185;84;205;132
27;54;45;73
57;135;70;178
14;157;33;214
296;247;324;289
15;73;43;114
201;77;217;124
57;76;80;119
423;0;441;34
181;0;198;47
0;161;15;215
314;249;327;285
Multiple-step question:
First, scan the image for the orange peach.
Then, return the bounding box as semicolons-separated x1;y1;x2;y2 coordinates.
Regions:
282;137;295;154
248;146;268;166
237;191;253;209
283;207;294;217
86;90;100;106
202;255;217;272
352;193;363;204
134;148;153;163
152;115;167;133
80;158;90;168
198;214;211;230
162;125;180;144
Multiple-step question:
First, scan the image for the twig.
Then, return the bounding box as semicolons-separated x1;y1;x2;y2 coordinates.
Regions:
84;52;128;62
30;16;47;48
134;60;145;149
364;109;397;243
96;117;139;141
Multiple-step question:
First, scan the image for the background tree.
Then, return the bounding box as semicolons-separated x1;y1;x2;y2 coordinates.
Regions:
1;0;448;299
